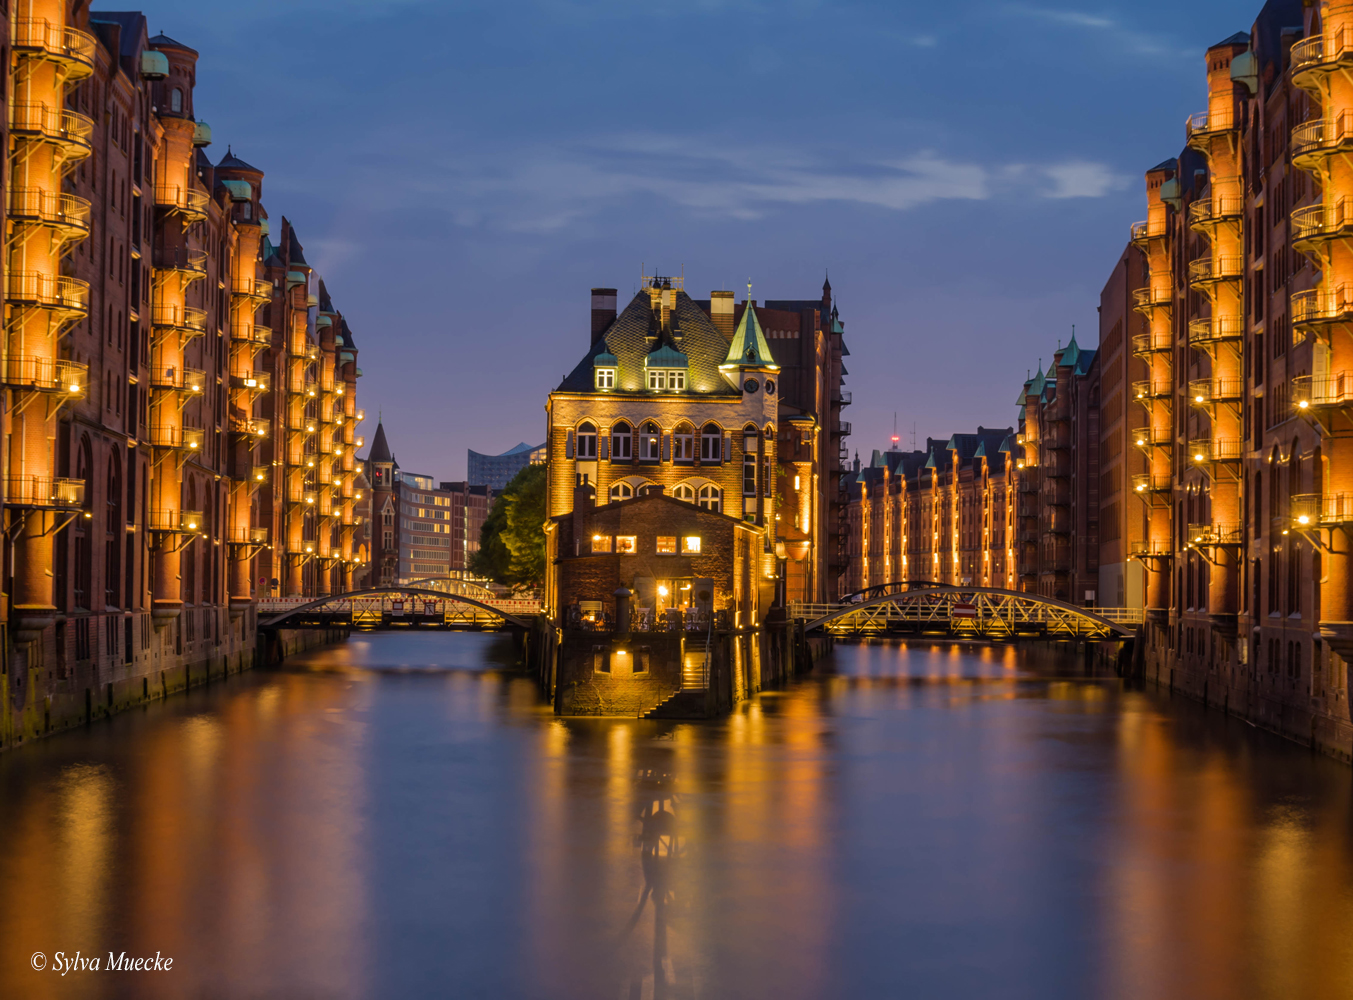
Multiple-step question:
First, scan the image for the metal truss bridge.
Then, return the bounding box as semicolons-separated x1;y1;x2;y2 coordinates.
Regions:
258;588;538;632
791;585;1140;641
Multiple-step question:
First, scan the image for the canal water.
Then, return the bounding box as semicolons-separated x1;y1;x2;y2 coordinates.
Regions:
2;634;1353;999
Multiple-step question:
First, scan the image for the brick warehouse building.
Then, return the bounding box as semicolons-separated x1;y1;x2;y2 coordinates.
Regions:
1;6;368;748
542;274;840;715
1122;0;1353;758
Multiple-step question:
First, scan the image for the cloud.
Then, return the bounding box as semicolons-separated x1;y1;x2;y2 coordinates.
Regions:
1005;4;1189;57
1044;161;1129;198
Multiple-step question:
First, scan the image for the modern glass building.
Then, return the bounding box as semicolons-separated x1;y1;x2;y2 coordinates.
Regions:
467;442;546;490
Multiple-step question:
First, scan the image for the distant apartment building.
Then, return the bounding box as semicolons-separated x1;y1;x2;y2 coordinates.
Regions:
467;442;545;490
363;421;495;590
842;428;1016;598
1014;337;1101;604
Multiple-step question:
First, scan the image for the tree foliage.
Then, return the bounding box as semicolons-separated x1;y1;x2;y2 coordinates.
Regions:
469;462;547;593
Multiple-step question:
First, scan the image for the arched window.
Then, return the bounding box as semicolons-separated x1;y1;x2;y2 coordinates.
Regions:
673;422;694;462
674;483;696;503
74;438;93;610
700;423;722;463
640;421;661;461
698;485;721;512
743;427;759;496
611;421;632;460
577;422;597;459
170;88;182;113
609;481;633;502
105;454;121;608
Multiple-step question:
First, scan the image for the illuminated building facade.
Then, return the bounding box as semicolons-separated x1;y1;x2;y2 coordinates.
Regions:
1014;337;1101;604
1;7;366;747
1124;0;1353;757
843;429;1016;597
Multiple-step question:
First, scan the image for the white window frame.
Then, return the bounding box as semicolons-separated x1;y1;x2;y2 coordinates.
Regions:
640;423;662;461
700;426;722;463
577;423;597;459
673;426;694;462
611;424;632;460
595;367;615;389
698;485;721;512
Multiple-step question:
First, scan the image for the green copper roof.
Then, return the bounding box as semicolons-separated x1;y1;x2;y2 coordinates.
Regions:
593;348;618;366
722;296;779;371
1059;333;1080;370
646;343;688;368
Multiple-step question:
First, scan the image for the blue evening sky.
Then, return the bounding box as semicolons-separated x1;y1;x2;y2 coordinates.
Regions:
132;0;1249;476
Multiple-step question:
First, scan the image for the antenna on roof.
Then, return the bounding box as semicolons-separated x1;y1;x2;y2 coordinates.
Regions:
891;412;899;447
912;422;917;451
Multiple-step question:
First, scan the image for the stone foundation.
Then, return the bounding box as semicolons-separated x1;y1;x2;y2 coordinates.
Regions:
0;606;345;751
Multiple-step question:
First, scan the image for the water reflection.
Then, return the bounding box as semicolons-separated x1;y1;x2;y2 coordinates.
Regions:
0;635;1351;998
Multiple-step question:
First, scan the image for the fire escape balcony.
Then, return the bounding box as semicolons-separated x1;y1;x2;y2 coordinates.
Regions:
155;184;210;222
1130;219;1167;247
1290;202;1353;252
147;424;204;452
1132;379;1172;401
1188;377;1243;406
1291;33;1353;91
288;487;319;507
3;475;84;509
1294;372;1353;413
149;367;206;395
148;509;204;534
1129;538;1174;561
231;321;273;347
230;416;268;439
1132;473;1173;496
8;188;90;240
1132;286;1172;315
7;271;89;317
833;390;852;407
231;277;273;304
1187;254;1243;287
230;370;271;393
9;103;93;160
226;525;269;546
1187;316;1244;348
242;465;270;486
1188;438;1242;464
1132;331;1173;356
1186;522;1242;547
1132;426;1172;449
1292;288;1353;329
2;356;86;395
151;304;208;338
1291;492;1353;526
831;421;851;437
1187;191;1244;232
12;19;98;80
286;409;317;434
1185;109;1237;149
153;247;208;281
1292;117;1353;170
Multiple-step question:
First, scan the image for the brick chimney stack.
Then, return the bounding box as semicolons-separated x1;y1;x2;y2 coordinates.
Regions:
591;288;617;344
710;290;734;337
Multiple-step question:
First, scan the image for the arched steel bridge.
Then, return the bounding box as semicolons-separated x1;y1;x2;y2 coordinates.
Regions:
258;588;535;632
791;585;1138;640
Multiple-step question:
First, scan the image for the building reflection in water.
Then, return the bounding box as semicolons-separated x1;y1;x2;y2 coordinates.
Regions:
0;634;1352;998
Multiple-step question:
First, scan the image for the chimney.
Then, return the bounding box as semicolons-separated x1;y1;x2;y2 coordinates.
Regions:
711;290;734;337
591;288;617;343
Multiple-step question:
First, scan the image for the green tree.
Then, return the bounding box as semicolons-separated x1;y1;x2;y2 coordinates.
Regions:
470;462;546;593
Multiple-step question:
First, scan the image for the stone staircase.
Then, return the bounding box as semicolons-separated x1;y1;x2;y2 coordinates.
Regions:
642;653;710;719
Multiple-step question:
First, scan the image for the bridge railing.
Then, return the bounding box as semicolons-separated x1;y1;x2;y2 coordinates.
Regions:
259;596;542;617
788;602;1143;624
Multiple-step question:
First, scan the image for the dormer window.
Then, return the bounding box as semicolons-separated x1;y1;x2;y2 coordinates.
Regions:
595;368;615;390
648;369;685;391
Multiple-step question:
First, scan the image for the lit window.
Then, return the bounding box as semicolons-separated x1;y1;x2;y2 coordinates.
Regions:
674;483;696;503
648;369;665;390
700;424;722;463
682;536;701;554
793;475;801;491
576;422;597;459
647;369;685;390
591;534;612;554
616;535;637;554
595;367;615;389
609;481;633;502
611;422;632;460
673;423;694;462
656;536;677;554
640;422;661;461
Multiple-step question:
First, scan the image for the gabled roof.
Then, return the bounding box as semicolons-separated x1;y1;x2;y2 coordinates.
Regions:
286;222;307;267
1074;347;1097;376
556;290;741;396
1210;31;1250;49
367;421;392;464
148;32;197;54
217;147;262;174
723;297;778;371
1147;158;1177;174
